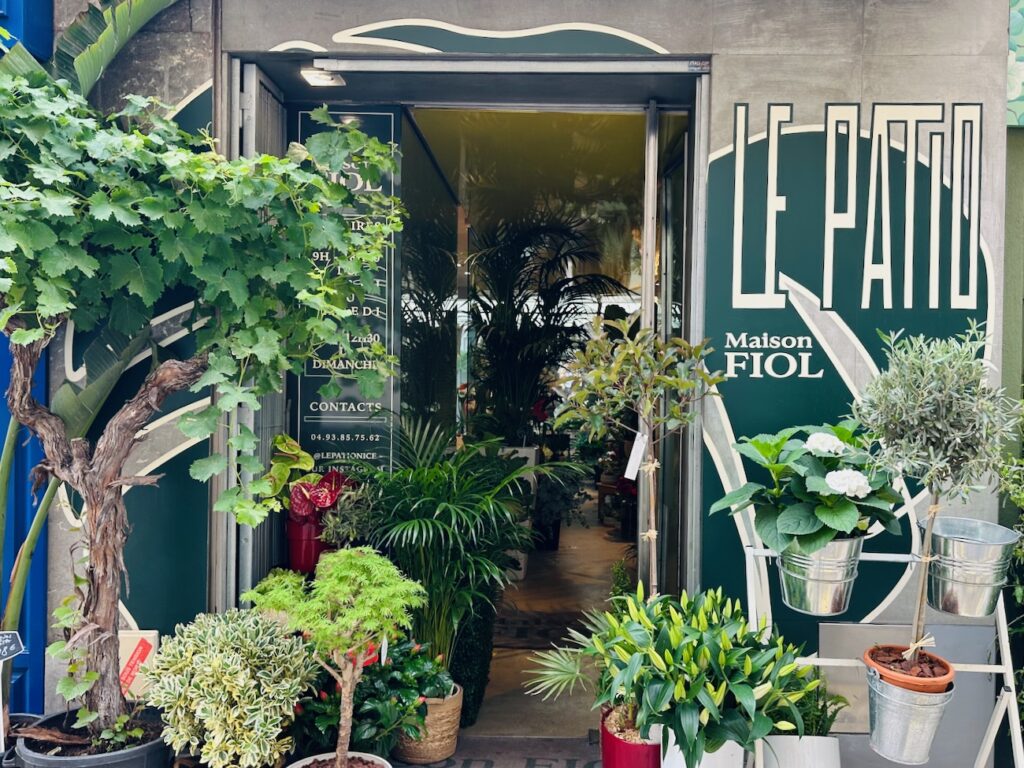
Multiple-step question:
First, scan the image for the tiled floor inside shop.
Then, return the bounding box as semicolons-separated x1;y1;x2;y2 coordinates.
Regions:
467;490;630;741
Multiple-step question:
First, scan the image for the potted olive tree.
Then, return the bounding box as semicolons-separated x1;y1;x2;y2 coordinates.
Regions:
556;314;722;593
143;609;318;768
245;548;425;768
853;326;1021;764
711;422;902;615
2;72;399;767
527;586;817;768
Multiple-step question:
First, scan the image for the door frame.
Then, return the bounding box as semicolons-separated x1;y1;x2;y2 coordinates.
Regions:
213;55;712;605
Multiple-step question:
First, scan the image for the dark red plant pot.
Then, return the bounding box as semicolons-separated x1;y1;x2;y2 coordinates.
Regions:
286;518;327;574
600;710;659;768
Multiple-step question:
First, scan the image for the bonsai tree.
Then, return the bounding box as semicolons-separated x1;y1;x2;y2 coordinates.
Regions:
527;586;818;768
244;548;425;768
710;422;902;554
143;609;318;768
854;325;1020;662
556;313;723;592
0;71;399;733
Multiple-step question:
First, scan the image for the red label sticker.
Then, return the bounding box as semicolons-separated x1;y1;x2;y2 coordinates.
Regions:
119;638;154;695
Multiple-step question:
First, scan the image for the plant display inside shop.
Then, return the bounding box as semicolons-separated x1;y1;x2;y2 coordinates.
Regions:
852;325;1021;764
142;609;318;768
526;586;817;768
763;669;847;768
531;469;588;551
557;313;723;592
0;64;399;761
262;434;364;572
710;421;902;615
245;548;425;768
292;638;453;762
468;209;624;444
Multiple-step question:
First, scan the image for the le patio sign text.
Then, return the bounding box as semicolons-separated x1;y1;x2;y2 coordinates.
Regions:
702;101;989;646
728;103;982;312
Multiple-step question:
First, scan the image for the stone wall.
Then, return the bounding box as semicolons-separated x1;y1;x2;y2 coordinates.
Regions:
53;0;212;113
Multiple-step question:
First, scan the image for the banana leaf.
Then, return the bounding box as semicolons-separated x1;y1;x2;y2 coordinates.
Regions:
50;0;179;96
0;40;49;78
51;325;152;439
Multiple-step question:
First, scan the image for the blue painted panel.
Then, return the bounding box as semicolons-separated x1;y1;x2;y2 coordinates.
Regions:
2;0;53;61
0;338;47;714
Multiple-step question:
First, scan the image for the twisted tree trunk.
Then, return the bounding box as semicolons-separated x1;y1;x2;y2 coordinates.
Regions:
5;334;208;730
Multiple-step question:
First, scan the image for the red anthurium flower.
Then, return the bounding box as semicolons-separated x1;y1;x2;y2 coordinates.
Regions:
289;482;317;522
309;470;345;509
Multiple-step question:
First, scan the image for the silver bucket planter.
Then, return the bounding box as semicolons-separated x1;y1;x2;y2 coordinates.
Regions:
777;537;863;616
921;516;1021;617
866;668;954;765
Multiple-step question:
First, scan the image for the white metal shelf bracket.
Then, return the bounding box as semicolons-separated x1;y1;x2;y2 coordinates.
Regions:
741;546;1023;768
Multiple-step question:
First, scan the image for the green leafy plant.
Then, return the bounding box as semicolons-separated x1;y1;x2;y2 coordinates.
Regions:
0;69;398;732
527;586;816;768
295;638;454;757
854;324;1021;661
469;210;625;444
355;427;569;667
610;558;633;598
771;670;846;737
143;609;317;768
557;313;723;592
533;470;588;531
709;422;902;554
244;548;425;768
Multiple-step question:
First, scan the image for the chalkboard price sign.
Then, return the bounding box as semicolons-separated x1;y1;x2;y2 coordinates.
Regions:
0;632;23;663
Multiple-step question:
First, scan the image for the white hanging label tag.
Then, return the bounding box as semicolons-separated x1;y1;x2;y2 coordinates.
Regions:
624;433;648;480
379;635;388;666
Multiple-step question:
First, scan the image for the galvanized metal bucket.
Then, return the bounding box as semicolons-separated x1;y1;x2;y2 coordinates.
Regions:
921;516;1021;617
866;668;954;765
777;536;863;615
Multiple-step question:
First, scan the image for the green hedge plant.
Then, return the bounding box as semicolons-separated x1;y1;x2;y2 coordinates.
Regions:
526;586;816;768
143;609;317;768
244;548;424;768
710;421;902;554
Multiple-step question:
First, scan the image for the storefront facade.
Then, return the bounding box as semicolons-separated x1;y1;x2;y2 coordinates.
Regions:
39;1;1018;763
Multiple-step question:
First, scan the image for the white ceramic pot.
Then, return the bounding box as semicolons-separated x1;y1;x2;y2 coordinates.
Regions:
763;735;841;768
289;753;391;768
653;728;746;767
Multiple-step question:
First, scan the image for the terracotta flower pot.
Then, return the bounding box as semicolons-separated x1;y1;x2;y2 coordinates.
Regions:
599;709;659;768
863;644;955;693
286;518;327;573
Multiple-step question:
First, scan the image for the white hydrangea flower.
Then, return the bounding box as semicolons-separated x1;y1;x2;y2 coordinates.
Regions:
825;469;872;499
805;432;846;456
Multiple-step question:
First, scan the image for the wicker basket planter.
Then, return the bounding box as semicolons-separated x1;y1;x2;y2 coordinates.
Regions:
392;685;463;765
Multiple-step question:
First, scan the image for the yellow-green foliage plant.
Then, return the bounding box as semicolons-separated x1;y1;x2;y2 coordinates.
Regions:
527;586;817;768
142;609;318;768
244;548;425;768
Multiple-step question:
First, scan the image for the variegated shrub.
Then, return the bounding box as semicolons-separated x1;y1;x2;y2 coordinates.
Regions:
143;609;318;768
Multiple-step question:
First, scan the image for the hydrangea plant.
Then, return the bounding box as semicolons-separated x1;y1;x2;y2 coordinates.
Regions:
143;609;318;768
709;421;902;554
243;548;425;768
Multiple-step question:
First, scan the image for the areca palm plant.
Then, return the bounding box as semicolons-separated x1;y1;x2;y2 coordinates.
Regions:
469;209;627;443
353;419;578;666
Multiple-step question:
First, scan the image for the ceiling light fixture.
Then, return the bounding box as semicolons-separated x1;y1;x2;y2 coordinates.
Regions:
300;68;347;87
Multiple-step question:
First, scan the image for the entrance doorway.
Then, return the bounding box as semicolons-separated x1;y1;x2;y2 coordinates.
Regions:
223;54;705;740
